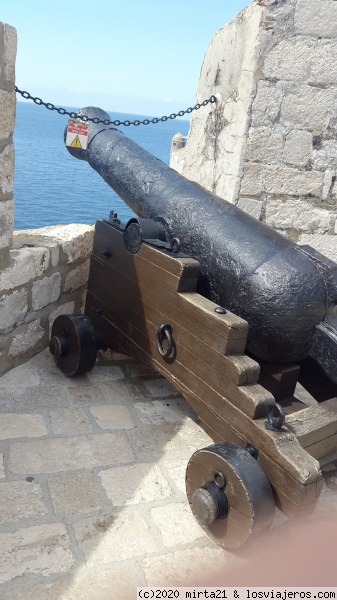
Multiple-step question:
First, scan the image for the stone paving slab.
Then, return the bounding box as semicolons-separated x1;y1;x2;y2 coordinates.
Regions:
0;348;336;598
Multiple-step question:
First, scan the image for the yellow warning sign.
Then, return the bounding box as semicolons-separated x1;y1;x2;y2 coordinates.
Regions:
70;135;82;149
66;120;89;149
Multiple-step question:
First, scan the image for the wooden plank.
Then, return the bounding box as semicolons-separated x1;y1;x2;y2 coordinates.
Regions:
86;273;259;386
93;229;198;293
91;227;248;350
92;222;200;289
285;398;337;449
178;293;248;343
88;254;247;355
85;299;322;490
95;219;201;278
305;433;337;460
86;292;269;419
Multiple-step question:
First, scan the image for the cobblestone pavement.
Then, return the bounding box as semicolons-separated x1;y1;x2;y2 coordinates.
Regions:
0;349;336;598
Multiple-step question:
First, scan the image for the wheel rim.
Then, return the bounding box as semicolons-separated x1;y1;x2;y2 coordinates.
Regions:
50;314;97;376
186;442;275;548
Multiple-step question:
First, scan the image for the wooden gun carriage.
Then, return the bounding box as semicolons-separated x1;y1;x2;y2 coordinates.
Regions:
49;108;337;548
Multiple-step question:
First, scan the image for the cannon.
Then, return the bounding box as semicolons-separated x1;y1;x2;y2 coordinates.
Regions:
50;107;337;548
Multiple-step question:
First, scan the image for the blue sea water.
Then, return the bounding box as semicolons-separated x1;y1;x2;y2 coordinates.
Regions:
13;101;190;230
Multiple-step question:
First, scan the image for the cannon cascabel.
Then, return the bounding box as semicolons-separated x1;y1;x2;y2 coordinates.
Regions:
65;107;337;384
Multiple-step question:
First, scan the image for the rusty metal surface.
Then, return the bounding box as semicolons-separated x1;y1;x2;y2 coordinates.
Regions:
65;107;337;383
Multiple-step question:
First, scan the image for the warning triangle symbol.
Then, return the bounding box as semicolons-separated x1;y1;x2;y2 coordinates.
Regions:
70;135;82;148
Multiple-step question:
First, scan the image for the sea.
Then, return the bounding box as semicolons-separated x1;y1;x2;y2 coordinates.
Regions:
13;101;190;230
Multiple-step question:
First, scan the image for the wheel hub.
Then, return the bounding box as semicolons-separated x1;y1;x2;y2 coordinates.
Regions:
192;481;229;525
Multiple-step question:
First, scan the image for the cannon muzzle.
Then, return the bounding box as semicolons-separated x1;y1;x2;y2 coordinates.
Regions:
65;107;337;384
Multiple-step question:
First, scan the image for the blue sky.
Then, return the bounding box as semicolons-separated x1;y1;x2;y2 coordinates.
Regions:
3;0;250;116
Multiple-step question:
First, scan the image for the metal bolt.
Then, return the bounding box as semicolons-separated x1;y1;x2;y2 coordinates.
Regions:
213;471;226;489
214;306;226;315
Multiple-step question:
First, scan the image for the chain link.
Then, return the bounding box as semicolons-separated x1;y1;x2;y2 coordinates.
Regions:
15;87;217;126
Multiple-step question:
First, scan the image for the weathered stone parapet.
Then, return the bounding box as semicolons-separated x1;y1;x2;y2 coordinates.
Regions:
171;0;337;260
179;3;263;204
0;224;94;376
0;22;16;267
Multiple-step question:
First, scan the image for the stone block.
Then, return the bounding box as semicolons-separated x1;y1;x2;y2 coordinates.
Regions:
264;165;324;197
73;510;157;565
100;463;172;506
32;272;61;310
9;432;134;474
133;399;187;425
59;225;94;263
129;419;212;461
0;90;15;139
3;24;17;85
87;364;125;383
312;141;337;171
283;130;312;167
0;412;47;440
310;41;337;86
0;247;50;292
246;127;283;163
240;162;264;196
265;200;334;233
0;199;14;251
237;197;263;220
0;480;47;525
0;363;41;387
67;383;106;405
141;377;183;398
251;81;282;127
2;568;141;600
48;473;104;516
322;171;335;201
294;0;337;38
0;144;14;195
64;260;90;293
281;86;335;130
161;458;189;493
0;523;74;584
49;406;93;434
12;224;94;263
48;301;75;334
181;2;261;198
142;546;227;587
0;289;28;334
8;319;46;357
0;453;5;479
90;404;135;429
150;502;204;547
263;38;337;86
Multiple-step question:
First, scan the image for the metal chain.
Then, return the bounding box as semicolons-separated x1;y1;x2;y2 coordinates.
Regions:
15;86;217;126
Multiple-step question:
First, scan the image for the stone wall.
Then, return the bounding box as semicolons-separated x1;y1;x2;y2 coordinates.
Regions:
172;0;337;263
0;22;16;267
0;225;93;376
0;22;94;376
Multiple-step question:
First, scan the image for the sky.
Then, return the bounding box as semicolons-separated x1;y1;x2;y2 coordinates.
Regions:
2;0;251;117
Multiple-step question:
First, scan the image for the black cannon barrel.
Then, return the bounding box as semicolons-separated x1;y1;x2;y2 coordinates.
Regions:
66;107;337;384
